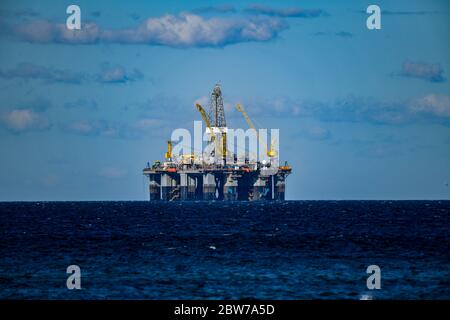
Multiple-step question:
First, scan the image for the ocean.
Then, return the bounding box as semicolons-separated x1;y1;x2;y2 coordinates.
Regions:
0;201;449;299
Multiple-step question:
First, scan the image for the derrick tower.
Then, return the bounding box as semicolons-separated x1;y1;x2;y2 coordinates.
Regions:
208;84;226;128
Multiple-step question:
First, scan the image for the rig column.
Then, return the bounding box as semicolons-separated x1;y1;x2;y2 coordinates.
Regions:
180;173;197;200
161;173;179;201
203;173;216;200
250;176;267;200
274;174;286;200
224;174;238;200
149;174;161;200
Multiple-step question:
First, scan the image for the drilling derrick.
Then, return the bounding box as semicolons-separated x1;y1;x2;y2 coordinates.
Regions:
143;84;292;201
206;84;228;165
209;84;226;128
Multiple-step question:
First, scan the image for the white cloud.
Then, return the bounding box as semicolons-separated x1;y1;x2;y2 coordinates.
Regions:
10;13;287;47
1;109;49;132
409;94;450;117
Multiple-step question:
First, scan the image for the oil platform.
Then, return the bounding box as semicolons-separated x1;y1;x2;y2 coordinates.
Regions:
143;85;292;201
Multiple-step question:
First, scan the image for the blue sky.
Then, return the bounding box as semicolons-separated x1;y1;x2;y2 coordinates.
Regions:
0;0;449;200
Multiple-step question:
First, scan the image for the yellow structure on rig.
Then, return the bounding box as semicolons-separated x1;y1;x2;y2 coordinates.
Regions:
235;103;277;160
164;140;173;161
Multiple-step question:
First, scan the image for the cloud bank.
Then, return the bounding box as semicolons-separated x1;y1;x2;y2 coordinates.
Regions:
0;63;87;84
8;13;287;47
0;63;142;84
243;93;450;125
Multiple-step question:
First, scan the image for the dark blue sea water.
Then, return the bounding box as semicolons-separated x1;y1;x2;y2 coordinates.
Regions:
0;201;449;299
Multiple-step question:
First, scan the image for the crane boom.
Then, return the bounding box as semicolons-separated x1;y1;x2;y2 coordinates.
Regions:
196;103;215;142
236;103;258;139
196;103;212;129
235;103;278;159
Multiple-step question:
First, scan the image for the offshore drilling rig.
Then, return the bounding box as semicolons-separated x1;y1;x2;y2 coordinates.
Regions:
143;84;292;201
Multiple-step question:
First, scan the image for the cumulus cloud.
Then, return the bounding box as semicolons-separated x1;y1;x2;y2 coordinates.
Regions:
399;60;445;82
244;4;326;18
1;109;50;133
409;94;450;117
8;13;287;47
0;62;87;84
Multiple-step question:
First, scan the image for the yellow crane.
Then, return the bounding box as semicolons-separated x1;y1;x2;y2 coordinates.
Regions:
195;103;215;142
235;103;276;159
236;103;257;138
